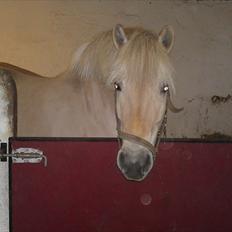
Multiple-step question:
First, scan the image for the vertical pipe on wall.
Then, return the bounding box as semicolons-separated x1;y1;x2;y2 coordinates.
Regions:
0;70;16;232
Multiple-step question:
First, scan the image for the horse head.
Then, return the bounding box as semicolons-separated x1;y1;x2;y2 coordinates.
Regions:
111;24;183;181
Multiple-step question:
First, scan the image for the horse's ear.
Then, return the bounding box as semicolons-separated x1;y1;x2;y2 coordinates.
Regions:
113;24;128;49
158;25;174;53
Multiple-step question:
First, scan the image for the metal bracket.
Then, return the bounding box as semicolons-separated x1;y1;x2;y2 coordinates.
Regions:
0;143;7;162
0;147;47;167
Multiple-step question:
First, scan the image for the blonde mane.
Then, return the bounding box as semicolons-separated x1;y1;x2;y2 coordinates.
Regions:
70;27;175;92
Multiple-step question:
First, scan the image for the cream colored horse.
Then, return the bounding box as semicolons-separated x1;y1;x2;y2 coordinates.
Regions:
0;24;181;181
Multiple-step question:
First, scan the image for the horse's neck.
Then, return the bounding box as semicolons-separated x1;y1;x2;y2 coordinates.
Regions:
14;71;116;137
76;79;116;137
60;77;116;137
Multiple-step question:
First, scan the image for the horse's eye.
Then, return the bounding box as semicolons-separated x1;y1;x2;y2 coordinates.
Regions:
114;82;122;91
161;84;169;94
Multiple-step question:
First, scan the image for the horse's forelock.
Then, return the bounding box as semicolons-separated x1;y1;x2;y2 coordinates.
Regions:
109;29;175;93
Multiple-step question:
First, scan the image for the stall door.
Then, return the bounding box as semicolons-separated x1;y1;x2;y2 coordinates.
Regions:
10;138;232;232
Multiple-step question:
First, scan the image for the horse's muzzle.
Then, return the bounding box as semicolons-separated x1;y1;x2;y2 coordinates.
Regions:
117;148;154;181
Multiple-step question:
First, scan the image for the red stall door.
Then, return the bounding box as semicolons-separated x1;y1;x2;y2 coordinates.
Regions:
10;138;232;232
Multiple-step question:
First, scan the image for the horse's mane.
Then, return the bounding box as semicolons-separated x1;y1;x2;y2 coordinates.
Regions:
69;27;175;92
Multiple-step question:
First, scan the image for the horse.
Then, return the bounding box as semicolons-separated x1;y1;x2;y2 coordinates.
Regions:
0;24;182;181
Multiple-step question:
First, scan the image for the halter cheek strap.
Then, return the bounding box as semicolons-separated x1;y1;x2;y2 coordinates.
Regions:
114;89;168;156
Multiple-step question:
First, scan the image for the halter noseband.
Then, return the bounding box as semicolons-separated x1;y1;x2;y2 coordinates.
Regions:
114;86;170;157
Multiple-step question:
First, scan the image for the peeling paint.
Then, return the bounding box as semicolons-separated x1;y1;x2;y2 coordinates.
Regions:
0;70;16;232
0;71;17;139
187;98;195;103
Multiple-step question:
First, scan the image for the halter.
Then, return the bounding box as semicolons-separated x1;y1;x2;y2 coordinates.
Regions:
114;84;182;157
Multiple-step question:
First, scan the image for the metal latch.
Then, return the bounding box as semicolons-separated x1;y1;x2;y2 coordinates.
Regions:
0;147;47;167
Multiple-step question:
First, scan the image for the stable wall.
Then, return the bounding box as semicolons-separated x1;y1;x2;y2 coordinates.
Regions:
0;0;231;138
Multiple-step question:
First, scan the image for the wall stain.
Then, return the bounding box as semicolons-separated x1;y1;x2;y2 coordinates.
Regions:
211;94;232;104
187;98;195;103
201;132;232;140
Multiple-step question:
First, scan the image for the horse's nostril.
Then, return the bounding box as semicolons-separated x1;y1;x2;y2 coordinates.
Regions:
143;153;152;172
117;151;129;173
118;151;126;165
